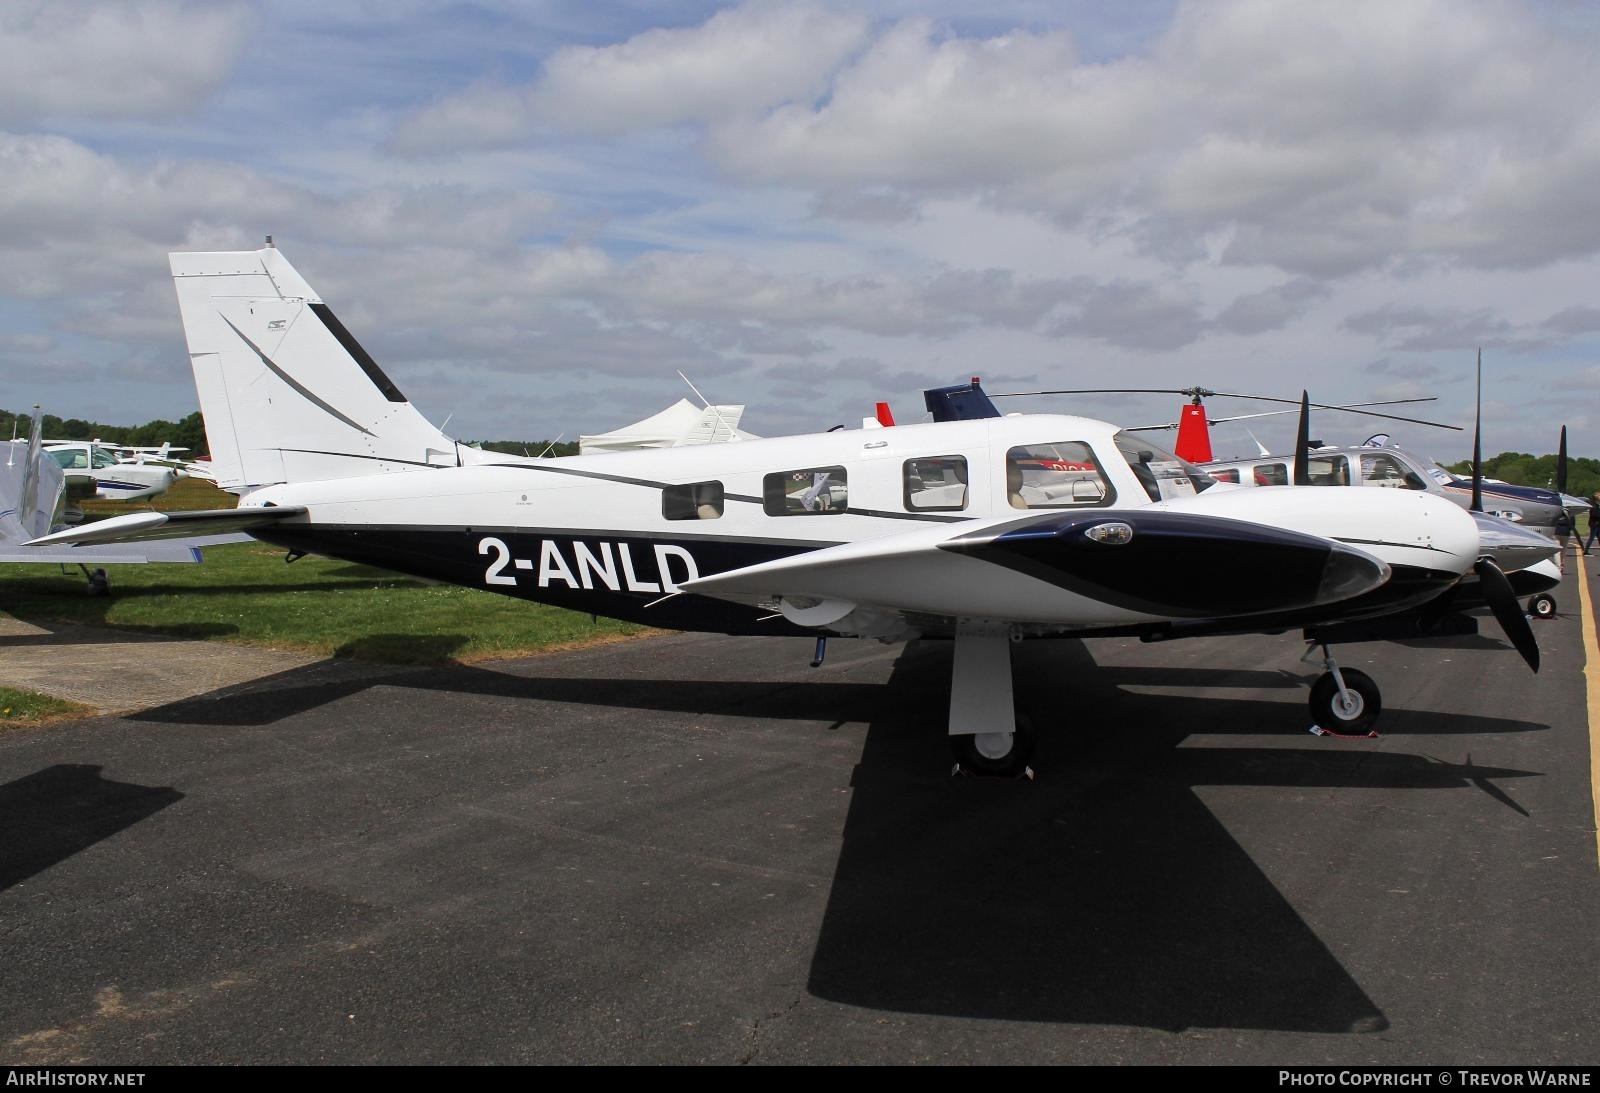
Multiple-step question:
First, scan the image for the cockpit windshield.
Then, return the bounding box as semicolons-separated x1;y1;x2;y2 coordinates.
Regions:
1112;431;1217;502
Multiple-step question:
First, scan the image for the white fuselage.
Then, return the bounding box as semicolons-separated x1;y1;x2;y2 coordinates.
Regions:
236;414;1483;639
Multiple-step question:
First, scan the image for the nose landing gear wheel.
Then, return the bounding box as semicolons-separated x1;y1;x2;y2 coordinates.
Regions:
950;715;1037;778
1309;668;1381;735
1528;593;1557;619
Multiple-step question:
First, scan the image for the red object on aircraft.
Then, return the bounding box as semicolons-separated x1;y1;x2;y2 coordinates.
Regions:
876;402;896;427
1174;402;1213;463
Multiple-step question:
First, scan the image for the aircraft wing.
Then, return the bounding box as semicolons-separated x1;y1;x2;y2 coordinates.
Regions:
681;507;1391;637
25;507;307;548
0;540;219;564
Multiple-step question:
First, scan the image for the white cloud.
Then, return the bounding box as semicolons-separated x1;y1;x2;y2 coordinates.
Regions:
1215;278;1329;336
391;2;870;152
708;1;1600;277
0;133;562;298
1047;278;1207;351
0;2;249;123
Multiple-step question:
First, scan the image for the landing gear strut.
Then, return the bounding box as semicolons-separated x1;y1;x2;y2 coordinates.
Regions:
1304;642;1381;736
947;624;1035;777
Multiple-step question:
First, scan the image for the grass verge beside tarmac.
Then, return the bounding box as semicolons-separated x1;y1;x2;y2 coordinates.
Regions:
0;685;93;727
2;478;650;665
0;540;650;664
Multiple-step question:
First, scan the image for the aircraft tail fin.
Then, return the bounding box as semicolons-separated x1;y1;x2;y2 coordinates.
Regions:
1;406;65;545
170;246;461;493
680;404;744;445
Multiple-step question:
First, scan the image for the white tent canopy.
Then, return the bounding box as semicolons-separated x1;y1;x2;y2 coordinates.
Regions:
578;399;754;454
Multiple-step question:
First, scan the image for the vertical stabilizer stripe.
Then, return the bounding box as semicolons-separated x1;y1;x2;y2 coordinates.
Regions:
310;302;407;403
220;315;377;437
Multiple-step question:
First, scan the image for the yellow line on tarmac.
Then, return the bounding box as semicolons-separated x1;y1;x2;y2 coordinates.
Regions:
1578;558;1600;870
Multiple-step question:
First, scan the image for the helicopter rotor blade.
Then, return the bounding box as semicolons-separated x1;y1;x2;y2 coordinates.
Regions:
991;388;1460;430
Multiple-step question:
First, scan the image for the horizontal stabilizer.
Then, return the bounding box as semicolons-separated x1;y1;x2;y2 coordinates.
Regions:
0;541;219;564
27;507;307;548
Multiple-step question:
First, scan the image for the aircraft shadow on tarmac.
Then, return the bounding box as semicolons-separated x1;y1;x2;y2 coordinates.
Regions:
124;632;1547;743
0;764;182;892
803;640;1539;1033
118;634;1544;1034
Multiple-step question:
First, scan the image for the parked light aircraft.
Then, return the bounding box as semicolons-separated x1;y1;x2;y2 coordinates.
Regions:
42;440;179;502
1203;438;1573;530
32;246;1559;773
3;410;213;591
1029;383;1575;533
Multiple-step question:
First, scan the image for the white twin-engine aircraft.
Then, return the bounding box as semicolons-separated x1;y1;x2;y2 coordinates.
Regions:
34;245;1557;774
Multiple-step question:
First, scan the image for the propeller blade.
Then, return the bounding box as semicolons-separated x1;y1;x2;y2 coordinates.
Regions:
1475;557;1540;672
1471;349;1483;513
1293;391;1311;486
1557;425;1568;495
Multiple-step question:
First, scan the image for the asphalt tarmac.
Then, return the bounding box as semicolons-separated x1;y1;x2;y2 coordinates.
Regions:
2;570;1597;1064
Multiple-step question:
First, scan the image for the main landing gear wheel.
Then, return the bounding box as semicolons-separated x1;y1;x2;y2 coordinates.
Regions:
1309;668;1381;735
84;568;109;597
1528;593;1557;620
950;715;1037;778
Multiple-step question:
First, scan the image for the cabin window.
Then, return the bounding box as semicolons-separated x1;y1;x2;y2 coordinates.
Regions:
1359;452;1427;490
1307;455;1350;487
764;466;848;515
1210;468;1241;483
1005;443;1113;509
1112;431;1213;502
904;456;968;512
662;481;724;520
1252;463;1288;486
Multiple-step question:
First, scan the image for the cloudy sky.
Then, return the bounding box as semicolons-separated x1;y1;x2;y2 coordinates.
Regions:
3;0;1599;460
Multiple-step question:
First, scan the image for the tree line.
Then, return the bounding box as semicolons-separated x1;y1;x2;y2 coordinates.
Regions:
1443;452;1600;501
2;409;209;453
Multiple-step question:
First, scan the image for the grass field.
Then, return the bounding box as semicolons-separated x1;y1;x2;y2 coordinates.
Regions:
0;686;93;727
6;479;651;664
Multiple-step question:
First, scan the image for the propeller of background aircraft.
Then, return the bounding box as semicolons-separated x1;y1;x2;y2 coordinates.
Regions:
1283;370;1539;672
1461;350;1538;671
